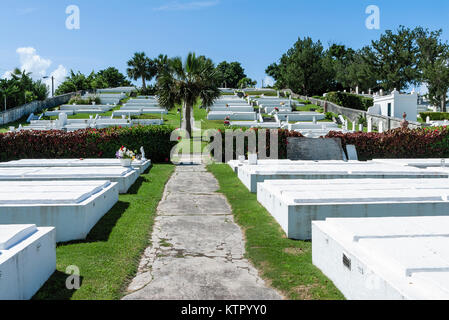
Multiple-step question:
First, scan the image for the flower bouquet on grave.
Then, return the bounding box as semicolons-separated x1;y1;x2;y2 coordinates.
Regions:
274;107;279;113
116;146;136;167
224;116;231;126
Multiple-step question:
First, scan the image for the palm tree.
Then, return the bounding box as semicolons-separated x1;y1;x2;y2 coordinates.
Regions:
157;52;221;136
153;54;169;79
126;52;156;90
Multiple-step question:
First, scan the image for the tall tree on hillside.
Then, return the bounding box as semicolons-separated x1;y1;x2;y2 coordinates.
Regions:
417;28;449;112
344;47;380;93
153;54;170;79
97;67;131;88
126;52;156;90
238;77;257;89
268;37;334;96
215;61;246;88
157;52;221;136
0;69;48;110
32;80;49;101
369;26;422;91
327;44;357;91
265;62;285;89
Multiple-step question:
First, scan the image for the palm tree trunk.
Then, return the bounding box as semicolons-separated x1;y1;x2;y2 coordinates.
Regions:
142;77;146;90
185;102;193;137
442;93;447;113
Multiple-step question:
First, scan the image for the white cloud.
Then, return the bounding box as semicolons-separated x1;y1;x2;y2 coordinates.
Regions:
16;47;51;78
2;47;67;93
154;0;219;11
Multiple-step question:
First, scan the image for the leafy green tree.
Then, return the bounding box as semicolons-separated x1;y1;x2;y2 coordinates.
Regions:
55;80;77;96
153;54;170;79
97;67;131;88
327;44;356;91
369;26;422;91
267;37;334;96
127;52;156;90
157;52;221;136
90;75;108;91
0;68;48;110
55;68;131;95
344;47;380;93
265;63;285;89
237;77;257;88
417;28;449;112
215;61;246;88
55;70;89;95
32;80;49;101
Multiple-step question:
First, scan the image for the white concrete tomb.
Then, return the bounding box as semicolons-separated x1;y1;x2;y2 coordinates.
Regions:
0;166;139;193
238;161;448;193
0;224;56;300
312;216;449;300
259;178;449;240
0;180;119;242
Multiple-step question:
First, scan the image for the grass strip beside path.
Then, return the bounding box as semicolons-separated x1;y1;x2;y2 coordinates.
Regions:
34;164;175;300
207;163;344;300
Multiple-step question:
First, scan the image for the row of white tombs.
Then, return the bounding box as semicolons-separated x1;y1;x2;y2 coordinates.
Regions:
0;156;151;299
206;96;349;138
229;157;449;300
3;155;449;300
11;96;166;132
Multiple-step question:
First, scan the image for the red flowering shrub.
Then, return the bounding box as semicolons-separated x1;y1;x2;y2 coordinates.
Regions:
211;126;449;161
0;125;176;163
326;127;449;161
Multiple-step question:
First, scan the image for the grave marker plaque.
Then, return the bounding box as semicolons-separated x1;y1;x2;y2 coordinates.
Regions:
287;137;345;160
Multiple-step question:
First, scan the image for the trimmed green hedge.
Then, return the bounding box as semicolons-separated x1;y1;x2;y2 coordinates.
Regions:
419;112;449;121
0;125;176;163
324;92;373;111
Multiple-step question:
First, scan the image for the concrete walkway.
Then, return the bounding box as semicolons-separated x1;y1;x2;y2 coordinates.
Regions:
123;164;282;300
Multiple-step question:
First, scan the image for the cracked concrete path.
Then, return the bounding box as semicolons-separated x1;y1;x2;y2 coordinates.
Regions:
122;164;282;300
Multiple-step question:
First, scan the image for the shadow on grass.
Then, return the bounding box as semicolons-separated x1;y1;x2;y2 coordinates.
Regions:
126;176;149;195
33;270;84;301
86;201;130;242
141;165;153;175
58;201;131;246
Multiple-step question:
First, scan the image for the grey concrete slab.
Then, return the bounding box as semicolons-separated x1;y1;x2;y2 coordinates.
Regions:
151;215;245;259
166;171;219;194
158;193;232;216
123;256;281;300
123;164;282;300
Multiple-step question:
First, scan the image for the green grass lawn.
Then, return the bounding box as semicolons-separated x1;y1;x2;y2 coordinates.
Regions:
34;164;175;300
207;164;344;300
294;104;323;112
0;116;29;133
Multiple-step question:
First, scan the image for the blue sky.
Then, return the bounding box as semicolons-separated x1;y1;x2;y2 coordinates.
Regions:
1;0;449;89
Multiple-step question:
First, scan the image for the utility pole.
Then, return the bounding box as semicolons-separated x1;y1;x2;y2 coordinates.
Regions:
43;76;55;97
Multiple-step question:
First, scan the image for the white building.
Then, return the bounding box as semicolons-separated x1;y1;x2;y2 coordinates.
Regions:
368;89;418;121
